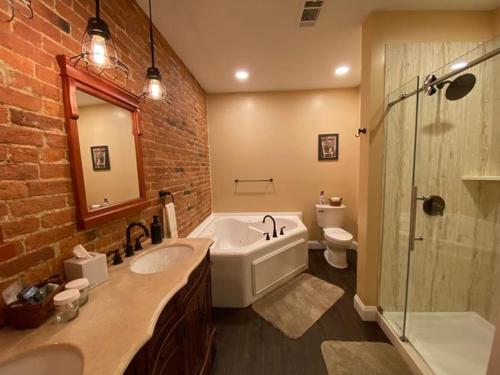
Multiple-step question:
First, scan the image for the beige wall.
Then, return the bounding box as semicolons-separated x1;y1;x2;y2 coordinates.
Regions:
208;89;360;240
78;103;140;208
357;11;496;306
494;7;500;35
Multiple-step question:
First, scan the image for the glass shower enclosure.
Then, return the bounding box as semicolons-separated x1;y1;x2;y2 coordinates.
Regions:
379;36;500;375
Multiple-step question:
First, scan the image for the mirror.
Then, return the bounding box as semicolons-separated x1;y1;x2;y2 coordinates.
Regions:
76;91;140;210
58;55;147;229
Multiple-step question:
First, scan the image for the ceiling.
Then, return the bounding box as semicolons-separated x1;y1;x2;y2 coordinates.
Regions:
136;0;499;94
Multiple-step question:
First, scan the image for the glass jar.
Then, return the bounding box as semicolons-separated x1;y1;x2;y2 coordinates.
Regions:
65;278;90;306
53;289;80;323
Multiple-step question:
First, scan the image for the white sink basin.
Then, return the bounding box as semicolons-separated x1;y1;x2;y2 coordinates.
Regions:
130;245;194;274
0;344;83;375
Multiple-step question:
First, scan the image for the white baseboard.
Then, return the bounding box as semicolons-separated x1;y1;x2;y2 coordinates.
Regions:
353;294;377;321
350;240;358;251
308;240;326;250
308;240;358;251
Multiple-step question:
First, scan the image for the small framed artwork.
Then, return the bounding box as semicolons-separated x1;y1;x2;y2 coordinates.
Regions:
318;134;339;161
91;145;111;171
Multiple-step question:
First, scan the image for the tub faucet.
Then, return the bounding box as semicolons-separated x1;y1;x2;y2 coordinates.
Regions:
262;215;277;238
125;222;150;257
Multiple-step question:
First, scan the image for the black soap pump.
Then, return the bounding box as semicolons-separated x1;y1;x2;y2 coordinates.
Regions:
151;215;163;244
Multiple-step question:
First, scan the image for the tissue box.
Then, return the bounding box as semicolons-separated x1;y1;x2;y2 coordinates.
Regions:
64;252;108;289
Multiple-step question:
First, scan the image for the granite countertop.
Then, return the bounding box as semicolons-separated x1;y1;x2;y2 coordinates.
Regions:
0;237;213;375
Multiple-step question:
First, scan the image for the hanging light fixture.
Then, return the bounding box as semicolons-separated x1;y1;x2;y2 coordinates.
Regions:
142;0;167;101
71;0;128;76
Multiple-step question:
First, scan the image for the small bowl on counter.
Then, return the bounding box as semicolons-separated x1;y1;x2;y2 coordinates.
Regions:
329;197;343;206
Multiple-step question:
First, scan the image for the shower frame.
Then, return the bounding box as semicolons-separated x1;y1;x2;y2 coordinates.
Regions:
378;40;500;374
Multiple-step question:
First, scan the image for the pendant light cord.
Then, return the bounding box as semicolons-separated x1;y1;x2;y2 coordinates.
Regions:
95;0;100;19
148;0;155;68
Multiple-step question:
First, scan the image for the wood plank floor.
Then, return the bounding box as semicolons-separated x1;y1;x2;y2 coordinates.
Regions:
210;249;390;375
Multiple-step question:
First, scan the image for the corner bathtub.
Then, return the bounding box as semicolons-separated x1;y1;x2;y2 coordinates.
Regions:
189;213;308;307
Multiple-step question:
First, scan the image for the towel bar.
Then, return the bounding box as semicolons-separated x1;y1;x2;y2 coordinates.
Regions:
234;178;273;183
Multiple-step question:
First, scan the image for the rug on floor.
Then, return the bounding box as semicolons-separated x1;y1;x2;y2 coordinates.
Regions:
321;341;413;375
251;273;344;339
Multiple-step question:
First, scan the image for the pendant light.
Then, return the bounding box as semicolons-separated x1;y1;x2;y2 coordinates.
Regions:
71;0;128;76
142;0;167;101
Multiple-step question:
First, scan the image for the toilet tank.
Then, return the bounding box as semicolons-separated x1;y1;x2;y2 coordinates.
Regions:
315;204;346;228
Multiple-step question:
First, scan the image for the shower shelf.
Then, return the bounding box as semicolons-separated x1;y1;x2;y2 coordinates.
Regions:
461;175;500;181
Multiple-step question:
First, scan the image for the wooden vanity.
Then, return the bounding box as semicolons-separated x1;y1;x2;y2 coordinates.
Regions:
0;239;215;375
125;254;215;375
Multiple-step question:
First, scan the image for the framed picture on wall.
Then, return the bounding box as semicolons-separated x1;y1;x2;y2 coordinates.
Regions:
91;145;111;171
318;134;339;161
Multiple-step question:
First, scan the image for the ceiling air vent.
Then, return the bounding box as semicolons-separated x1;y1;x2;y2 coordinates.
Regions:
299;1;324;27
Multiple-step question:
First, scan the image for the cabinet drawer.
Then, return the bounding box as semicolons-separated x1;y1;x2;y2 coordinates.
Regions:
178;254;210;303
148;297;180;357
151;326;185;375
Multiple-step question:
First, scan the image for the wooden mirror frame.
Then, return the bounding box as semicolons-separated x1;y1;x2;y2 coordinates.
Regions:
57;55;147;230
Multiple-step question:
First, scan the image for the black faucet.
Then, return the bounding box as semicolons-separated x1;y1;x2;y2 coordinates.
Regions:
125;222;150;257
262;215;277;238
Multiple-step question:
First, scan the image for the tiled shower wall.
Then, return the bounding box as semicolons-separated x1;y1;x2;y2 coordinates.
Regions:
0;0;212;322
380;42;500;323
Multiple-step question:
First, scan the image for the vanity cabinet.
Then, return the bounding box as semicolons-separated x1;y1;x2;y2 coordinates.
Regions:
125;254;215;375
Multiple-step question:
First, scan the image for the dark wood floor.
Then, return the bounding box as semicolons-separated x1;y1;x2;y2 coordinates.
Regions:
210;249;389;375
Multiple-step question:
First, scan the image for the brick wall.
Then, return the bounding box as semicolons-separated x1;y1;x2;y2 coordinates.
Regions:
0;0;212;322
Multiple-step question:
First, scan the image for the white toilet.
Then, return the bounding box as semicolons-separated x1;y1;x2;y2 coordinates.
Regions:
315;204;353;269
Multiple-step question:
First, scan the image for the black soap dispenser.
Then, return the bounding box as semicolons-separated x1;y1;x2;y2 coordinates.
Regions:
151;215;163;244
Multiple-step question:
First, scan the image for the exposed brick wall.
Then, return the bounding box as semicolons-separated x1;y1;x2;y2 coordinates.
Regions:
0;0;212;322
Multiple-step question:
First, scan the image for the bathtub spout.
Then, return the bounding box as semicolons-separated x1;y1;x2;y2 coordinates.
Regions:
262;215;278;238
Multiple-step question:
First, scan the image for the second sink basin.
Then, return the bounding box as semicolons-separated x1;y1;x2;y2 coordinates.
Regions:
130;245;194;274
0;344;83;375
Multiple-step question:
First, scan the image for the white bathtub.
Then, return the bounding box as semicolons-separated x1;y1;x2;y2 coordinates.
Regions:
189;213;309;307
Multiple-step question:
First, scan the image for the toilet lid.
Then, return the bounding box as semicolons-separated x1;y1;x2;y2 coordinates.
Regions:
323;228;353;243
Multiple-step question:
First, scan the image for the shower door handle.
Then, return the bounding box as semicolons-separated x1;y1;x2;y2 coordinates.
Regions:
409;186;424;251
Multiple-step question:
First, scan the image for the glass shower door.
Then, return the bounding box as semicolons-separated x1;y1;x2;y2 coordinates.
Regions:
378;77;420;337
406;42;500;375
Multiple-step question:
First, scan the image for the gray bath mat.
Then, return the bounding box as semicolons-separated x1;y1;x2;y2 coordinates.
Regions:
321;341;412;375
252;273;344;339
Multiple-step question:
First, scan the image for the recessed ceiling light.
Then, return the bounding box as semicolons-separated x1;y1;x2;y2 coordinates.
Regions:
235;70;249;81
451;61;467;71
334;65;350;76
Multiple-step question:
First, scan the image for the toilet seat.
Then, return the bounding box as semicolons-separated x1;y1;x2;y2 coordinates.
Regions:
323;227;353;246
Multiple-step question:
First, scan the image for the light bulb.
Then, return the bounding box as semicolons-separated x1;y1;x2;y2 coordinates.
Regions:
90;35;108;66
334;65;350;76
148;78;162;100
235;70;249;81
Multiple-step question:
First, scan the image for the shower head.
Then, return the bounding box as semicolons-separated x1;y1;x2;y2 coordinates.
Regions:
423;73;476;100
444;73;476;101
